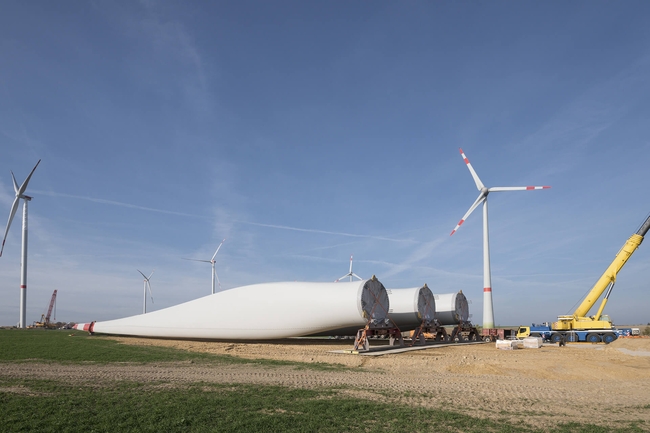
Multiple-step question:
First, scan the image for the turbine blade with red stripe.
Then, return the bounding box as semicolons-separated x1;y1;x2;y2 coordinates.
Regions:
459;148;484;191
489;186;551;192
450;192;486;235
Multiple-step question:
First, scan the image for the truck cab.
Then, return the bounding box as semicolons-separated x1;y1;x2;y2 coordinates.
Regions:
517;323;552;340
516;326;530;339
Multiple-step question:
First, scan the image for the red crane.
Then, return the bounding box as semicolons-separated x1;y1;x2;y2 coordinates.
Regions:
35;290;57;328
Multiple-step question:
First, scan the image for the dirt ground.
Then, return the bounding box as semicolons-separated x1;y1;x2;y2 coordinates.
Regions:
3;335;650;429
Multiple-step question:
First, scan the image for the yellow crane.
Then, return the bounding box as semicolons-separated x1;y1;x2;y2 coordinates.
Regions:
518;212;650;343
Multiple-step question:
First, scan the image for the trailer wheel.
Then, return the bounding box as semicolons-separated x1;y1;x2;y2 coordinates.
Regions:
483;336;491;342
602;333;616;344
586;333;601;343
550;333;563;344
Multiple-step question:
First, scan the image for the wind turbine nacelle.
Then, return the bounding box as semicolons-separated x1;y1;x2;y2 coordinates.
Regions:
77;278;390;340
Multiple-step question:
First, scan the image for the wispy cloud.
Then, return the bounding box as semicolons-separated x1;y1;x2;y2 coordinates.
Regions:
233;220;417;243
32;190;206;219
380;236;447;278
32;189;416;243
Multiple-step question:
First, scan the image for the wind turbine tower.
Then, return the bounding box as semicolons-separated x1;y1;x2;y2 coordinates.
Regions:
450;149;549;331
137;269;154;314
1;160;41;328
183;239;226;294
335;255;362;282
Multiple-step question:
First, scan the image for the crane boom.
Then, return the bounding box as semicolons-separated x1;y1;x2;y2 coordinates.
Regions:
554;213;650;331
44;290;57;324
574;214;650;318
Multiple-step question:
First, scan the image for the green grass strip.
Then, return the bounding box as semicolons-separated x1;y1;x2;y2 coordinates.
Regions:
0;329;345;370
1;379;646;433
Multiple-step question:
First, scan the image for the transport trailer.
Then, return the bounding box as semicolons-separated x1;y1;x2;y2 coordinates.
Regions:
617;327;641;337
480;326;516;342
406;321;449;343
450;320;481;342
404;290;477;343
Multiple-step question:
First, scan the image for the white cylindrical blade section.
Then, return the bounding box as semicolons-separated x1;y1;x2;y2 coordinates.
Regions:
387;286;436;331
433;291;469;325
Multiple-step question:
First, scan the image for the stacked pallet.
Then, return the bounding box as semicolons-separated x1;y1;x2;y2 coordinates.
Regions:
495;339;524;350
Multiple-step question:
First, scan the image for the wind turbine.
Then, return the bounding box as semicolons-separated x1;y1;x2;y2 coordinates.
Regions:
335;255;362;282
137;269;154;314
1;159;41;328
183;239;225;294
450;148;549;330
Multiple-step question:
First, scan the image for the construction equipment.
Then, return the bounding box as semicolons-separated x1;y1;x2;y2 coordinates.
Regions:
519;212;650;343
33;290;57;329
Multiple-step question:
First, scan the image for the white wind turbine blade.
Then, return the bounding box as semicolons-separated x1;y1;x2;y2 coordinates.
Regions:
138;269;154;304
182;258;211;263
349;255;362;281
211;238;226;262
450;192;486;235
15;160;41;197
215;268;222;291
335;273;349;282
459;148;484;191
147;280;154;303
489;186;551;192
1;160;41;258
1;197;20;257
137;269;155;282
335;254;360;282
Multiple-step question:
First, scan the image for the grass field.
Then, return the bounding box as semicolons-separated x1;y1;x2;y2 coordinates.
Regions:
1;329;647;433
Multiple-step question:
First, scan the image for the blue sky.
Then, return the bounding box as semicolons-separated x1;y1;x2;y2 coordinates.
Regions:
1;1;649;328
